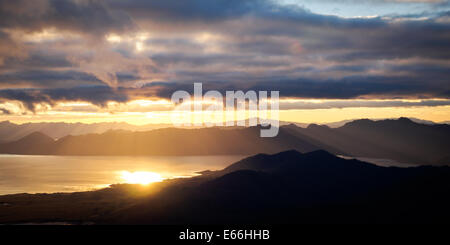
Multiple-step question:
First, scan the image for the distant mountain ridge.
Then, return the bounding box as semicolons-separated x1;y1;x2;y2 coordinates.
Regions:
0;118;449;165
285;117;450;165
1;117;444;143
0;121;173;143
0;126;319;156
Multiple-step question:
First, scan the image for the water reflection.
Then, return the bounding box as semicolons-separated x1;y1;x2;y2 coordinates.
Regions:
0;154;246;195
120;171;165;185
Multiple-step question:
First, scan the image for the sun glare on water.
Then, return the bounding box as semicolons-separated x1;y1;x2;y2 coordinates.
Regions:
120;171;165;185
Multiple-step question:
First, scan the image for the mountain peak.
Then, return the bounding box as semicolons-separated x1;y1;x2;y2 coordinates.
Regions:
273;149;303;157
0;120;13;125
307;123;330;130
17;132;54;143
222;149;345;174
305;149;334;157
341;118;420;129
398;117;413;123
342;118;373;127
284;123;299;128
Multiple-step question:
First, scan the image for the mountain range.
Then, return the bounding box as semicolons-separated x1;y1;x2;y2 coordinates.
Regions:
0;117;449;165
0;117;441;142
0;121;173;143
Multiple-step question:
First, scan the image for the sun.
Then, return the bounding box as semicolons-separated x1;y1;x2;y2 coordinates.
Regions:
120;171;165;185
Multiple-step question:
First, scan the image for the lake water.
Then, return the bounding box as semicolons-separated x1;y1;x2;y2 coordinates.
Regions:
0;154;246;195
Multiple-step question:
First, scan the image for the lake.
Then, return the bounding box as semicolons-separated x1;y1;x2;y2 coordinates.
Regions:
0;154;246;195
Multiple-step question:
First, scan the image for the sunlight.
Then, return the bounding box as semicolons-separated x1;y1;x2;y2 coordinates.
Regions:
135;41;144;52
120;171;164;185
106;34;122;43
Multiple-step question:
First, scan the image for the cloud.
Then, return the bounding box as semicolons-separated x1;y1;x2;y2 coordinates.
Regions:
279;99;450;110
0;107;11;115
107;0;269;22
0;86;129;111
0;30;27;65
1;83;449;115
0;70;102;88
68;47;164;87
142;75;449;100
0;0;449;109
0;0;134;36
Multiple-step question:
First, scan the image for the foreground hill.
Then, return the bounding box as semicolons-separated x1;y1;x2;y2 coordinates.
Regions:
0;150;449;224
0;118;449;165
111;150;450;224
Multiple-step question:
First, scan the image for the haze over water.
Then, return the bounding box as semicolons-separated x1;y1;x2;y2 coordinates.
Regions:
0;155;245;195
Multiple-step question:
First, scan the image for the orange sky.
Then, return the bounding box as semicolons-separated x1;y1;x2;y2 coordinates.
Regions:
1;99;449;125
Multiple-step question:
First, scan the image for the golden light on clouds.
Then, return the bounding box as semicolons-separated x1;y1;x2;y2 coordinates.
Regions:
135;41;144;52
106;34;122;43
280;105;450;124
1;98;450;125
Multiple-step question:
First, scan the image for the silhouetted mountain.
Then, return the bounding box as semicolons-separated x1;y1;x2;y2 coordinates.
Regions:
220;149;344;174
408;117;437;125
0;118;448;165
0;132;54;155
107;150;450;224
0;126;321;155
286;117;450;164
1;117;439;143
0;120;173;142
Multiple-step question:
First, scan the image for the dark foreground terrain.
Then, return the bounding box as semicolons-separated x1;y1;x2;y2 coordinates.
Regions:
1;150;449;224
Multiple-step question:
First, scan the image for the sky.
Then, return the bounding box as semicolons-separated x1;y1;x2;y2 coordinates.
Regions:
0;0;449;125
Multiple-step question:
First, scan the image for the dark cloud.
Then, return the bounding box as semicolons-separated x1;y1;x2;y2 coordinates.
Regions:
278;99;450;110
0;86;129;111
0;108;11;115
318;19;450;61
107;0;269;22
0;53;72;70
143;72;450;100
0;73;448;112
0;70;102;88
0;30;27;64
0;0;134;36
